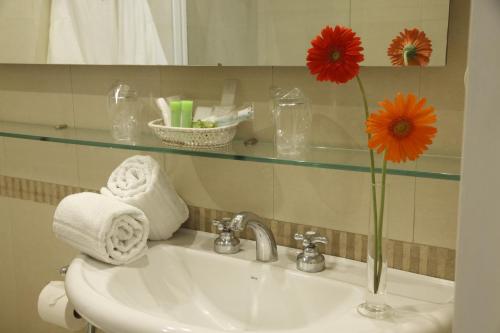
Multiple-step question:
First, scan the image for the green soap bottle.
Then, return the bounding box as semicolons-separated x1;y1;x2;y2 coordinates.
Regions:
181;100;193;128
170;101;181;127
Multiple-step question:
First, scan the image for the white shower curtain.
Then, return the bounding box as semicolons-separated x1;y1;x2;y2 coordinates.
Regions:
47;0;168;64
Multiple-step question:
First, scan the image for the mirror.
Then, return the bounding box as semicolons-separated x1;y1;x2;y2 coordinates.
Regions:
0;0;450;66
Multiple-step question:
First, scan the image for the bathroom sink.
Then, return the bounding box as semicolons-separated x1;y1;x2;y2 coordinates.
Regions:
65;229;454;333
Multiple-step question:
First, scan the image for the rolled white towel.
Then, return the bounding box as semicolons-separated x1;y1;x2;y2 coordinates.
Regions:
53;192;149;265
101;155;189;240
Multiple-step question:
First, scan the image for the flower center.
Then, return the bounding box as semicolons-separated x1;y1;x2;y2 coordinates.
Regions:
391;118;413;138
331;50;341;62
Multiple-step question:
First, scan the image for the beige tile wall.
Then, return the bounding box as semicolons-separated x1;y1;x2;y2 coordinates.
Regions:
164;155;274;218
0;197;16;333
0;65;74;126
0;0;467;331
414;178;459;249
2;139;79;185
0;197;84;333
0;137;4;174
274;166;417;242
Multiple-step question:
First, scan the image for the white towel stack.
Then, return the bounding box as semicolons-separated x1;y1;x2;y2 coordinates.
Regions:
101;155;189;240
53;192;149;265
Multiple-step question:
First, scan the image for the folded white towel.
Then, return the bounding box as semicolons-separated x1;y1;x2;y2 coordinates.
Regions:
101;155;189;240
53;192;149;265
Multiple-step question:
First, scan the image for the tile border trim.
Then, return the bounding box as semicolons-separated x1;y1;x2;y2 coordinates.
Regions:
0;175;455;280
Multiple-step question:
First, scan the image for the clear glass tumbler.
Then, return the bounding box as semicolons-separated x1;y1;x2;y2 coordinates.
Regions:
107;82;142;144
272;87;312;156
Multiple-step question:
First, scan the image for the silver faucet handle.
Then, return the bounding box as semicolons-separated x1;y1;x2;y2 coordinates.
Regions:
294;231;327;273
294;231;328;248
213;218;240;255
212;218;234;232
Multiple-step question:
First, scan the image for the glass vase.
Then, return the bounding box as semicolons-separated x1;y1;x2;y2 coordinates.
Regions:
272;87;312;157
107;82;142;144
358;183;392;319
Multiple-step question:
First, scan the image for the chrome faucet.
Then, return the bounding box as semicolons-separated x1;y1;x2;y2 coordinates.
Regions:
217;212;278;262
212;218;241;254
294;231;328;273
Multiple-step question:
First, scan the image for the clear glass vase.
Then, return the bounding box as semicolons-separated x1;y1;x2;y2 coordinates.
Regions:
358;183;392;319
272;87;312;157
107;82;142;144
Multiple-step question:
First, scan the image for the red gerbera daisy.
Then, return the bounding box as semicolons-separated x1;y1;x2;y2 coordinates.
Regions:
306;25;364;84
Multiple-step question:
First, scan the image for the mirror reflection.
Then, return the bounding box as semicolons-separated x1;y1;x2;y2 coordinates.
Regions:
0;0;450;66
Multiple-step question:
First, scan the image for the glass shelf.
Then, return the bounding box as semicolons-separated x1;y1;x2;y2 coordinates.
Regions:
0;121;461;181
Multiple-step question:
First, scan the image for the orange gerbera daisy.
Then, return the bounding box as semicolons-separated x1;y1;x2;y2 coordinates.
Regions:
366;93;437;163
387;28;432;66
307;25;364;84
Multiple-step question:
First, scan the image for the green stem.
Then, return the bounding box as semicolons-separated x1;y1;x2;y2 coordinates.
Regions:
374;154;388;294
355;75;369;119
355;75;378;226
355;75;381;293
372;182;380;293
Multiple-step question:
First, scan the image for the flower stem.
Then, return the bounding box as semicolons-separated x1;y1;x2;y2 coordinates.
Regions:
355;75;370;124
355;75;382;294
355;75;378;223
374;154;388;293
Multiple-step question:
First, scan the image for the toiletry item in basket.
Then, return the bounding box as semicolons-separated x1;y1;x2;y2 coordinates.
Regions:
193;106;214;121
213;105;235;116
155;98;171;126
202;104;254;127
181;100;194;128
192;120;216;128
170;101;181;127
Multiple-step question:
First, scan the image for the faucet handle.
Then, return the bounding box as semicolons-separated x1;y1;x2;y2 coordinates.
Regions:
212;218;234;232
294;231;328;248
213;218;240;255
294;231;328;273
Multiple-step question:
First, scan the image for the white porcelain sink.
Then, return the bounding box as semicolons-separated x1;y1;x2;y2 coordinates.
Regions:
65;229;454;333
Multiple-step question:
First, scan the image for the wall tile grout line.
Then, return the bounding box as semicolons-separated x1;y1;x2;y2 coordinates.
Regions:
0;174;455;281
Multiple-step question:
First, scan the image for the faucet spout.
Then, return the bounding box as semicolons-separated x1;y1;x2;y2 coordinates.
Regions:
230;212;278;262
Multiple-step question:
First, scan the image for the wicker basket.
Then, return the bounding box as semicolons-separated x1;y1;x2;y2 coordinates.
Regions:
148;119;238;147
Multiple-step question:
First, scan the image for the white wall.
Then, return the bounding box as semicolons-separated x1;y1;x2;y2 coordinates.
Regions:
454;1;500;332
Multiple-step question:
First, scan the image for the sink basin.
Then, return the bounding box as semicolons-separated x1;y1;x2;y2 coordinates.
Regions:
65;229;454;333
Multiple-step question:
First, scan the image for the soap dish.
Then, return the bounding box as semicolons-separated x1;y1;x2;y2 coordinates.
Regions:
148;119;238;147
